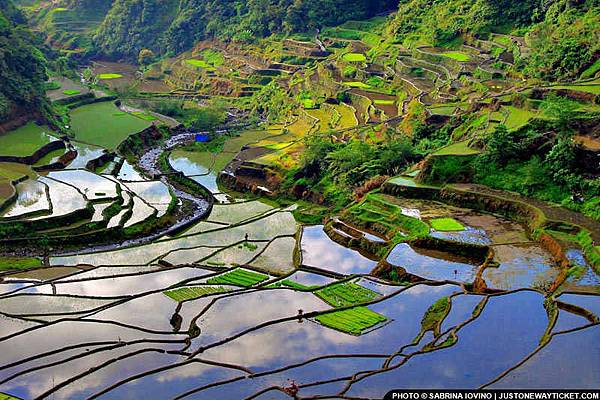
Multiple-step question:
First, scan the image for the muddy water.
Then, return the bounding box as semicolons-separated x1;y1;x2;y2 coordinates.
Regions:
483;244;560;291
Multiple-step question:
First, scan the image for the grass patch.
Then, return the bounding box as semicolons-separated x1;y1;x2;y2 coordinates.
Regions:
45;81;61;91
434;141;481;156
302;98;318;109
0;122;55;157
70;102;151;149
429;218;465;232
131;111;158;121
345;81;371;89
347;193;431;241
550;84;600;95
0;393;22;400
62;89;81;96
503;106;538;130
201;49;225;66
163;286;229;302
315;282;381;307
316;306;387;335
0;257;42;271
421;296;451;335
441;52;470;62
581;60;600;79
342;53;367;63
374;99;395;105
0;162;33;181
185;59;216;70
97;73;123;80
207;268;269;287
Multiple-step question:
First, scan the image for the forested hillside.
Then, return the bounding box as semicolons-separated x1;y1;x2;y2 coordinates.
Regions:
388;0;599;80
0;0;48;124
94;0;397;59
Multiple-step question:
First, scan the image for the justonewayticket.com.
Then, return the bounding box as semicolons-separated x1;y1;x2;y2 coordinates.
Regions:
384;390;600;400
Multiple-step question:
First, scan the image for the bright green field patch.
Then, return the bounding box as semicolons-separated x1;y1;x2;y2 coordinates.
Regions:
207;268;269;287
428;106;457;116
131;111;158;121
302;98;318;109
0;393;22;400
434;141;481;156
430;218;465;232
200;49;225;66
374;99;395;105
62;89;81;96
551;84;600;95
440;52;470;62
33;148;65;166
316;306;387;335
185;59;216;70
70;102;151;149
163;286;229;302
0;122;55;157
503;106;538;130
0;257;43;271
315;282;381;308
97;73;123;80
345;81;371;89
343;53;367;63
581;60;600;79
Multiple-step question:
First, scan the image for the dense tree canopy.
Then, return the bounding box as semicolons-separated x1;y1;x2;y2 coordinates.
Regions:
93;0;396;59
388;0;599;80
0;1;48;122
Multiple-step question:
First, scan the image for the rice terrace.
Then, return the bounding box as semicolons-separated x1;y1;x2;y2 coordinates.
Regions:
0;0;599;399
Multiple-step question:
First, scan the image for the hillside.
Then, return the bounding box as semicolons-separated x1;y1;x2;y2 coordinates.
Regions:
0;0;49;128
22;0;397;60
386;0;599;80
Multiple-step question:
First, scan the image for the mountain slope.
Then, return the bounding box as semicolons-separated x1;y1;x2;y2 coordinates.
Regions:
387;0;599;80
93;0;397;60
0;0;48;125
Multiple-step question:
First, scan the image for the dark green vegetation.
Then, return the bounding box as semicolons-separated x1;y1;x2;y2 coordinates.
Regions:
0;2;48;123
315;306;387;335
420;296;450;335
93;0;396;59
206;268;269;287
389;0;599;80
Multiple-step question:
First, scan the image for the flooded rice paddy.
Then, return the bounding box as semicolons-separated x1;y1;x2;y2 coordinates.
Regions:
0;133;598;399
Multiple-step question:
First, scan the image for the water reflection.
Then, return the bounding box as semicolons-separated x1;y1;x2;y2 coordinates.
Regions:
387;243;479;283
301;226;377;274
492;325;600;389
347;291;548;394
483;244;559;291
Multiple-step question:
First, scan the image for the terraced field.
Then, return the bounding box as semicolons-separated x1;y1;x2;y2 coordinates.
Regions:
0;6;599;399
